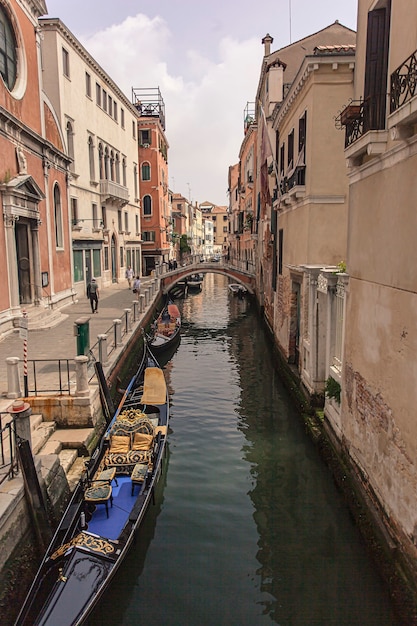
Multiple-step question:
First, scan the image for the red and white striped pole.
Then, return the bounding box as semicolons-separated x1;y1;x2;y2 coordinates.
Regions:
22;309;28;397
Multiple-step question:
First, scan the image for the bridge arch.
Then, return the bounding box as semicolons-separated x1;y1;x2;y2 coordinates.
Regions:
159;262;255;295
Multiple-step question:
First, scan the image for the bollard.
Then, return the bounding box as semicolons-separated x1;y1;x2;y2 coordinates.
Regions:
6;357;22;399
139;294;145;314
98;334;108;365
74;355;89;396
132;301;139;322
144;288;150;307
9;399;32;449
113;319;122;347
124;308;131;333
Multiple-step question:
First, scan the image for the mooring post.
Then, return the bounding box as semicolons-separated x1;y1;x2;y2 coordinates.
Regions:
113;319;122;347
9;399;32;450
74;355;89;396
124;308;131;333
6;356;21;399
139;294;145;314
98;333;108;365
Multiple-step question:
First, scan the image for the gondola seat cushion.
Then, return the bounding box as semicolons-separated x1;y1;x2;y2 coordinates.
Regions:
132;432;153;451
103;449;152;473
110;435;130;453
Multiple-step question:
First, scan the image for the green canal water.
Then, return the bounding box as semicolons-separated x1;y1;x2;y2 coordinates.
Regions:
88;273;399;625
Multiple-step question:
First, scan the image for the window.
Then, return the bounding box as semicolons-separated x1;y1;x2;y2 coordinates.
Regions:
288;130;294;170
92;203;98;228
0;5;17;91
73;250;84;282
143;195;152;216
115;153;120;183
108;97;112;117
280;143;285;176
88;135;95;180
121;108;125;128
102;206;107;229
102;89;107;112
141;162;151;181
85;72;91;97
134;164;138;200
66;121;74;171
54;185;63;248
124;211;129;232
120;246;124;267
118;210;122;232
135;214;139;234
122;158;127;186
113;102;118;121
96;83;101;106
62;47;70;78
104;246;109;271
132;119;136;139
140;129;151;145
70;197;78;225
93;249;101;278
143;231;155;242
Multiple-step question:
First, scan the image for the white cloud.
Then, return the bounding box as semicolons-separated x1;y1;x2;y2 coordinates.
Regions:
82;14;262;205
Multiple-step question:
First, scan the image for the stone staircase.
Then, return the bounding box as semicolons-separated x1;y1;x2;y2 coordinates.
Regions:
30;413;96;492
16;305;69;332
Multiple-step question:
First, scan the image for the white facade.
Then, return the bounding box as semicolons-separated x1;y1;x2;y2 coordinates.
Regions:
39;19;142;296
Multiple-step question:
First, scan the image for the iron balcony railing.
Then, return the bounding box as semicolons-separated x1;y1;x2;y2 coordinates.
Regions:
280;165;306;195
390;48;417;113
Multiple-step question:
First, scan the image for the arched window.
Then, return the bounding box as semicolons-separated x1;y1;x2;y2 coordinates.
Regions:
115;153;120;183
104;147;109;180
122;158;127;186
66;121;74;171
0;5;17;91
88;136;95;180
54;184;63;248
98;143;104;179
141;162;151;181
110;150;115;181
143;195;152;216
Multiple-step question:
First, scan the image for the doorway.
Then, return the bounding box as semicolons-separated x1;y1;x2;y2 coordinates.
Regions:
111;235;117;282
15;221;32;304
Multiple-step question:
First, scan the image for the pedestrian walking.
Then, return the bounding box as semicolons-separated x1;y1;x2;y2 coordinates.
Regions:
87;277;99;313
132;275;141;300
125;266;134;289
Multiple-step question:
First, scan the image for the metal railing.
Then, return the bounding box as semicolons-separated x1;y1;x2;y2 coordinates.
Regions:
0;413;18;485
390;49;417;113
27;359;74;395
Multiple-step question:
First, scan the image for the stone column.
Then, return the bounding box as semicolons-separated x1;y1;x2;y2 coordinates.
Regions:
4;214;20;313
74;355;89;396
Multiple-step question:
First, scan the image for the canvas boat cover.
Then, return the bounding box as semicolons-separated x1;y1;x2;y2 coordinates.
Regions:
140;367;167;405
167;303;180;319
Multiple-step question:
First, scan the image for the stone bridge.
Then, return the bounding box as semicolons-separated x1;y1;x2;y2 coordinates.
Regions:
159;261;256;295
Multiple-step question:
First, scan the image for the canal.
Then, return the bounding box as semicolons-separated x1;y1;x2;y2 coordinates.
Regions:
89;272;398;625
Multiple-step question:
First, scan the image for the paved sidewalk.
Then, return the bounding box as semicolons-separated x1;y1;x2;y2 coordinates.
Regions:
0;277;156;412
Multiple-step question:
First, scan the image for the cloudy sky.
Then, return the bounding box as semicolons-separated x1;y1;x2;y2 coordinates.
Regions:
45;0;358;206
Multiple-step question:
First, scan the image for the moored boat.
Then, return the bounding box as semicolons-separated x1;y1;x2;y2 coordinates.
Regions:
15;341;169;626
187;273;204;291
228;283;247;298
149;302;181;355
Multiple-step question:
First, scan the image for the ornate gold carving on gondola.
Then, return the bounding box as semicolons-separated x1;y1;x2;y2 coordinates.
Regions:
51;532;115;560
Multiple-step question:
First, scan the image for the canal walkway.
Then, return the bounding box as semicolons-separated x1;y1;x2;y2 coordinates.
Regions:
0;275;160;579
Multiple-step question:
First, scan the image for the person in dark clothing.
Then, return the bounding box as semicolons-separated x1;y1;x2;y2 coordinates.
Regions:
86;277;99;313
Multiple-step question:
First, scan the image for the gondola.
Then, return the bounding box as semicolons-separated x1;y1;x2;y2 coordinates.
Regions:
149;301;181;355
187;273;204;291
15;340;169;626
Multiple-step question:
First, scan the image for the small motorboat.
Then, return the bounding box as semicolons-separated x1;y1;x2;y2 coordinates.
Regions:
187;273;204;291
228;283;247;298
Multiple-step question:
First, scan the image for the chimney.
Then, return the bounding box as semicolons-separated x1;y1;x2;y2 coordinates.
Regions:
262;33;273;57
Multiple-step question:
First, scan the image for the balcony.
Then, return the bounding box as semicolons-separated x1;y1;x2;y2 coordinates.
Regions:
337;99;388;165
280;166;306;204
100;180;129;206
389;49;417;139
